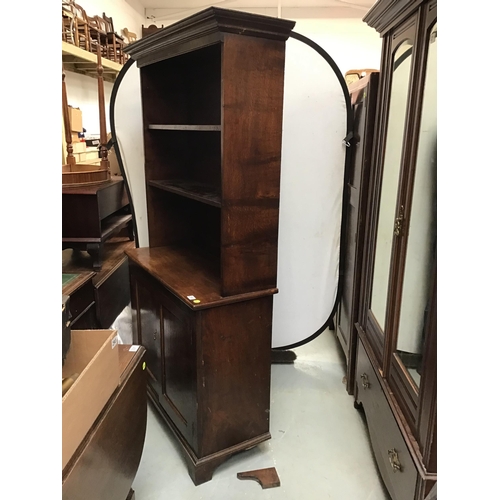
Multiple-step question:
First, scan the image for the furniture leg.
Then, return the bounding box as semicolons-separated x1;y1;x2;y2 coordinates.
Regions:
87;243;103;271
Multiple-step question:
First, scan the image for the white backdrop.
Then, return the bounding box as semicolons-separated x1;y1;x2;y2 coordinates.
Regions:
113;34;347;349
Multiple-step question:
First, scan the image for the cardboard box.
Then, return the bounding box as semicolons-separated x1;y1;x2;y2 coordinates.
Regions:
72;142;86;154
84;147;100;161
68;106;83;132
71;132;80;143
62;329;119;469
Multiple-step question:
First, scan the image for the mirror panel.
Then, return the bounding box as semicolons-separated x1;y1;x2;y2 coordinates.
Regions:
396;23;437;386
369;39;414;333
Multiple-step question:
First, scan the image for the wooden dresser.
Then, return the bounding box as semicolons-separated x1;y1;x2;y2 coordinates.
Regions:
124;7;295;485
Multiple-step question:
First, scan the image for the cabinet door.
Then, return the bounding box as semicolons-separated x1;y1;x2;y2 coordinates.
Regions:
362;3;437;437
388;8;437;449
362;14;419;362
336;72;379;394
135;277;163;395
159;293;197;450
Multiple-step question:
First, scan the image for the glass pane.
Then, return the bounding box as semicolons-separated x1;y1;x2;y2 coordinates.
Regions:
370;40;414;332
396;24;437;387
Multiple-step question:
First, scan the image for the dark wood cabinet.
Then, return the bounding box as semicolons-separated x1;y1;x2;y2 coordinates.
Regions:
124;7;295;485
340;1;437;499
62;177;134;270
335;71;379;395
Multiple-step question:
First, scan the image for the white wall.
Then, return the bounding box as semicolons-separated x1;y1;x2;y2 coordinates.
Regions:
147;6;382;74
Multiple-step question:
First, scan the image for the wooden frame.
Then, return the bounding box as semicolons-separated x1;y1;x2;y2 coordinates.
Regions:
351;0;437;498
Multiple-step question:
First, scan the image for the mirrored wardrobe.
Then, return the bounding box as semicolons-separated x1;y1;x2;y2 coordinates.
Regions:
344;1;437;499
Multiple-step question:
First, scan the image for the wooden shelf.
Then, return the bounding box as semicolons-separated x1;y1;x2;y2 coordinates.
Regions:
149;179;221;207
62;41;123;83
101;214;133;241
148;124;221;131
126;245;277;310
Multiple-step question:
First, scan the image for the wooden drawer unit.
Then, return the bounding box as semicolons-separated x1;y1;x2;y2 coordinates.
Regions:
355;338;418;500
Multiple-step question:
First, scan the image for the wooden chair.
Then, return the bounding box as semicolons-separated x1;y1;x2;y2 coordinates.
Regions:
87;15;108;59
62;1;89;51
102;13;125;64
121;28;137;62
141;24;163;38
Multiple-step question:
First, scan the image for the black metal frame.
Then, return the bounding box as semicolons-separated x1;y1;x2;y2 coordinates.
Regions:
107;30;355;350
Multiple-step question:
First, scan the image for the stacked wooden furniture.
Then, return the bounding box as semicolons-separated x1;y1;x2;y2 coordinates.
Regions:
336;1;437;499
124;7;295;485
62;1;130;63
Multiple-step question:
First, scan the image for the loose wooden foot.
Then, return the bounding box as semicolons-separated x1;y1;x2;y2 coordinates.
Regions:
237;467;281;489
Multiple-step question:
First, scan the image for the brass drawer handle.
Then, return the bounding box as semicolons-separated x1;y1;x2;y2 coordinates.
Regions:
361;373;370;389
388;449;402;472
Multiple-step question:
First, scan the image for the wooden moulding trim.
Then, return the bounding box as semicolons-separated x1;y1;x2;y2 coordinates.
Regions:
363;0;424;35
125;6;296;65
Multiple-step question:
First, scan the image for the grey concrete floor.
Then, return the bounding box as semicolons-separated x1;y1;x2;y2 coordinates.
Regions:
131;328;390;500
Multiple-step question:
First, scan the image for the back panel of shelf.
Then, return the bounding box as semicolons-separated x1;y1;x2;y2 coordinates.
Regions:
140;43;221;125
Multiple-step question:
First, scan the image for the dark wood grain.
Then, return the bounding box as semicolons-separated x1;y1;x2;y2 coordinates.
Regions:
237;467;281;489
220;33;285;296
62;346;147;500
197;296;273;456
126;248;277;310
126;8;293;486
129;263;274;482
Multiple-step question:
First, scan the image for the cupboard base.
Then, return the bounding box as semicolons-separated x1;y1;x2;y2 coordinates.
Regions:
147;387;271;486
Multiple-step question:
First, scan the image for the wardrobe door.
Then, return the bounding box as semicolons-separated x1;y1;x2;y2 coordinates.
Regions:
361;14;419;364
387;6;437;442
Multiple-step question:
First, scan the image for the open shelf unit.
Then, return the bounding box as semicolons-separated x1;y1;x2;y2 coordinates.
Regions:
124;6;295;485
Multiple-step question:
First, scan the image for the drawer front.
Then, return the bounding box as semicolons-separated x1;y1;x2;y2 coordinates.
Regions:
356;339;418;500
68;280;95;325
95;257;130;329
